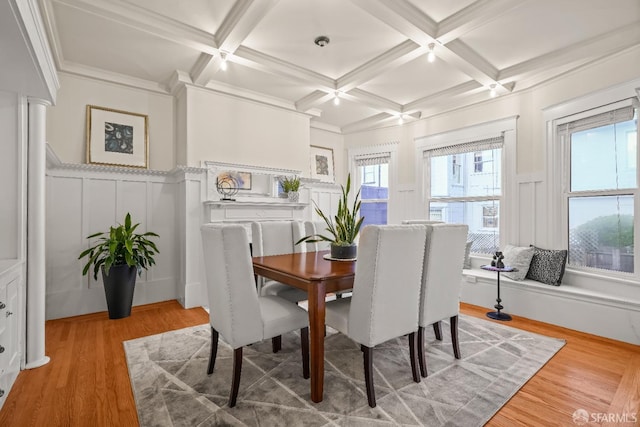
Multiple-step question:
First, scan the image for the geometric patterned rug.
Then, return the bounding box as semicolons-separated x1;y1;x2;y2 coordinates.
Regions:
124;314;564;426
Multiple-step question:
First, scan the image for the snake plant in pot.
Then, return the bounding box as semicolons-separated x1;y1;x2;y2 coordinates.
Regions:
296;173;364;259
78;213;159;319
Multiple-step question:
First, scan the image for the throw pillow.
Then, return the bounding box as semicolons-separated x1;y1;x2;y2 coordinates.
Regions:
501;245;535;281
463;241;473;269
526;245;568;286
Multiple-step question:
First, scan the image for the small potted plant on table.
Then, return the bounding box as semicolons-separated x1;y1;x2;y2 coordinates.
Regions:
297;173;364;260
78;213;159;319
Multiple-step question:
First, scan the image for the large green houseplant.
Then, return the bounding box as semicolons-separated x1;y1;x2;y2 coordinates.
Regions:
297;173;364;259
78;213;159;319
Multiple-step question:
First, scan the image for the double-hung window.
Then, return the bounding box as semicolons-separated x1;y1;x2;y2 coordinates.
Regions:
354;153;390;226
424;137;503;254
558;101;638;274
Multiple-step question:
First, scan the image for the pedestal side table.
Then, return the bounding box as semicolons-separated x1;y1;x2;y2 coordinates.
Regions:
481;265;518;321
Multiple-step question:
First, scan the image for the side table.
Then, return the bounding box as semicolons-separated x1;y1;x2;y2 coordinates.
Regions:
480;265;518;321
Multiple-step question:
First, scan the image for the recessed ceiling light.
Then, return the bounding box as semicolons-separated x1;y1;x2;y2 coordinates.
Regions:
314;36;330;47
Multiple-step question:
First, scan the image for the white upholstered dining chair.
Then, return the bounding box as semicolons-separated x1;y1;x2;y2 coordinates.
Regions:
251;220;308;304
418;223;469;377
201;224;310;408
324;224;427;407
302;220;331;252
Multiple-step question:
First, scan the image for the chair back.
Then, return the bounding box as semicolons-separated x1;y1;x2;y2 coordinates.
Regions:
251;221;305;256
420;223;469;327
201;224;263;348
348;225;427;347
303;220;331;252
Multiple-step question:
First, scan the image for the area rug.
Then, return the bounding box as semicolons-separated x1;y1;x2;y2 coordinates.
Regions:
124;315;564;426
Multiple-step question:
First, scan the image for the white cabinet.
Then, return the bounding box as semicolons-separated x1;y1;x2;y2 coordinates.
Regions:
0;264;21;409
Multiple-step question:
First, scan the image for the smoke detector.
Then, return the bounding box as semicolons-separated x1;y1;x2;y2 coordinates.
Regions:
314;36;330;47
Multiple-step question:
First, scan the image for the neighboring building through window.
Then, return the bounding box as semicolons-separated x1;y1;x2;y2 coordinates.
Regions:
424;137;503;254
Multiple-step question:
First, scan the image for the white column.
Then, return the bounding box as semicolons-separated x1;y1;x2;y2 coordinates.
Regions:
25;98;50;369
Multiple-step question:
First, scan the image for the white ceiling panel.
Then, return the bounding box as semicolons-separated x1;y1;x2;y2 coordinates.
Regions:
358;54;471;105
122;0;234;34
54;2;202;83
460;0;640;70
243;0;407;79
40;0;640;132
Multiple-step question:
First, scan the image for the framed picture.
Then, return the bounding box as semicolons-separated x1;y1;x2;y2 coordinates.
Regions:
216;171;252;190
310;146;335;182
86;105;149;168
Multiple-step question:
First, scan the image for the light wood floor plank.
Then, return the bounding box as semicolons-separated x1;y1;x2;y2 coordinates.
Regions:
0;300;638;426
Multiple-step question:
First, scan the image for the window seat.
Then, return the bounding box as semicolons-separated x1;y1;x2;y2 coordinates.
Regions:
460;264;640;345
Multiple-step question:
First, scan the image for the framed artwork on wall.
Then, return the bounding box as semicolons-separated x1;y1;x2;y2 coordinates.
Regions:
86;105;149;168
310;145;335;182
216;171;252;190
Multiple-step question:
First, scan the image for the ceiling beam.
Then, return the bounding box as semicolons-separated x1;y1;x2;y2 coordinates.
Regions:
336;40;423;92
216;0;279;53
343;88;402;114
295;90;334;113
232;45;336;90
403;80;482;113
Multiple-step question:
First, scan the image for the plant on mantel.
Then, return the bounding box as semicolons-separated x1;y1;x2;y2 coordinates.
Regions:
280;175;301;202
296;173;364;259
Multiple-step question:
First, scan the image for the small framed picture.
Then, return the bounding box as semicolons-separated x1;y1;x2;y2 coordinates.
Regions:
86;105;149;168
310;146;335;182
216;171;252;190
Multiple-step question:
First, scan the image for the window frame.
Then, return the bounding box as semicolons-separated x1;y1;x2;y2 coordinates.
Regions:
414;117;518;256
348;142;398;225
544;77;640;285
554;100;638;277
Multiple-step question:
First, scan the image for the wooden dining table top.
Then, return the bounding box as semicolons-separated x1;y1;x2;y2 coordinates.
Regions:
252;250;356;288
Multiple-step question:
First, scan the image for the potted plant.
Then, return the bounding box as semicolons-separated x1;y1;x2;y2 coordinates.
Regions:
281;175;301;202
296;173;364;259
78;213;159;319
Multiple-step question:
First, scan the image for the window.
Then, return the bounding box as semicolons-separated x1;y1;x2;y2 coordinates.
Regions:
424;137;503;254
558;103;638;274
350;146;397;227
356;159;389;226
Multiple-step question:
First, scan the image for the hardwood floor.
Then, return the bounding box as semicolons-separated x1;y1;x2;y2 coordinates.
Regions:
0;300;638;426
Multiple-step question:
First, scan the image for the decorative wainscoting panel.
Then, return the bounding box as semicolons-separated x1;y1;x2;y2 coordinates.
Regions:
45;162;179;320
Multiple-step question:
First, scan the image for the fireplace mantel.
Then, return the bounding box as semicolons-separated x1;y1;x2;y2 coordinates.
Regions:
204;199;308;223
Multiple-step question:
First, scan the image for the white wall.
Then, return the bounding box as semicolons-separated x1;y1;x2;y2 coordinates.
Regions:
0;91;20;260
46;73;175;170
183;86;311;172
45;163;178;319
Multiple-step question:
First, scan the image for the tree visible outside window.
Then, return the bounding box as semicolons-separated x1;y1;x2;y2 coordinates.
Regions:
560;105;638;273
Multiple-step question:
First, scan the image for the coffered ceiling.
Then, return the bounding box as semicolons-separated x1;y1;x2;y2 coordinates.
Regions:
39;0;640;133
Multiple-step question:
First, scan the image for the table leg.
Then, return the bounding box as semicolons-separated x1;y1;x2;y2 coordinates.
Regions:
487;271;512;321
307;281;326;402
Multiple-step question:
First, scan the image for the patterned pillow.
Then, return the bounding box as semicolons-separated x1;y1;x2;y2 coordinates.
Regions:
501;245;535;281
463;241;473;269
526;246;568;286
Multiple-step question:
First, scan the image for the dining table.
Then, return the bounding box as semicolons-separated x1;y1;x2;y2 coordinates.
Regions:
252;250;356;403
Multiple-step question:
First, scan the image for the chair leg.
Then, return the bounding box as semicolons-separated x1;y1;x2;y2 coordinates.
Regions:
417;326;428;378
207;327;219;375
272;335;282;353
361;345;376;408
300;327;310;379
229;347;243;408
450;315;461;359
433;321;442;341
408;331;420;383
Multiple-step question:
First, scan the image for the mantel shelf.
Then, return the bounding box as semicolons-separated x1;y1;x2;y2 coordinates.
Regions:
204;200;307;210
